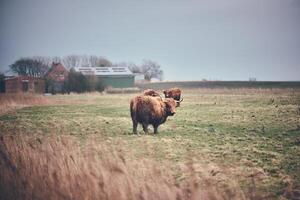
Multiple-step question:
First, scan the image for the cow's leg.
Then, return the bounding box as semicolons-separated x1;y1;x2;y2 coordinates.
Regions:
132;120;138;134
142;123;149;134
153;124;159;134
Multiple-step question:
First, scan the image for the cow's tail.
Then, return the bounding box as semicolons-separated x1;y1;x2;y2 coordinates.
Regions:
130;100;135;119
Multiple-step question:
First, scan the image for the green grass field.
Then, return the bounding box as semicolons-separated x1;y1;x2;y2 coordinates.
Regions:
1;88;300;199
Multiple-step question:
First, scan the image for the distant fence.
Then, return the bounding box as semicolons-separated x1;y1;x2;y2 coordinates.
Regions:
136;81;300;90
105;87;141;94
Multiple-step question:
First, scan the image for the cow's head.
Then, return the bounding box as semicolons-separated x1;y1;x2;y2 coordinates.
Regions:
164;98;176;116
163;90;183;107
163;90;170;98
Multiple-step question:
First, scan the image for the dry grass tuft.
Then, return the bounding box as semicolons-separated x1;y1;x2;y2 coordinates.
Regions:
0;94;50;115
0;134;249;200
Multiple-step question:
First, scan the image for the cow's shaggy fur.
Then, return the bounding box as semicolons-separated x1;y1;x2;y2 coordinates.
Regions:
130;95;176;134
143;89;161;97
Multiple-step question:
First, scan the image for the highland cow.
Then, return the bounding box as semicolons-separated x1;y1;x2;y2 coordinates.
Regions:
163;88;183;107
130;95;177;134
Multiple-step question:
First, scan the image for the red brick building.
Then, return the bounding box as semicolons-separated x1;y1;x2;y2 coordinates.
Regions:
45;63;69;93
5;76;45;93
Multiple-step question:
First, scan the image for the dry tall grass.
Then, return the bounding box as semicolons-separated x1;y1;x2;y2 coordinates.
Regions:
0;94;50;115
0;134;249;200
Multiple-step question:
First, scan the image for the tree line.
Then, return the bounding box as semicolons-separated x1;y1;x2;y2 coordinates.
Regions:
8;55;163;81
0;55;163;93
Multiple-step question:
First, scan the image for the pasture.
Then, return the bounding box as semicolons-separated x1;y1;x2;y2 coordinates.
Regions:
0;88;300;199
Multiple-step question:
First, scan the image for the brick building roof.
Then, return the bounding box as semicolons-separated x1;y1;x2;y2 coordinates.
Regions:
45;63;69;82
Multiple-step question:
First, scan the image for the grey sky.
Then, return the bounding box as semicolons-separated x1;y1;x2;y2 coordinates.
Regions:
1;0;299;81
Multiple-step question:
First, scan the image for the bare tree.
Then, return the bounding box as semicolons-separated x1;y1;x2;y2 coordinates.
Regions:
127;62;140;73
115;62;140;73
140;60;163;81
61;55;112;68
89;55;99;67
97;57;112;67
62;55;81;69
31;56;53;67
80;55;90;67
117;60;164;81
52;56;62;64
82;55;102;67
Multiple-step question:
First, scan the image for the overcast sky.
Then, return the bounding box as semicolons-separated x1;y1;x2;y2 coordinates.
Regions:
1;0;299;81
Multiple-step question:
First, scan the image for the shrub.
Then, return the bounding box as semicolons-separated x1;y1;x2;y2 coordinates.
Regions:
64;69;105;93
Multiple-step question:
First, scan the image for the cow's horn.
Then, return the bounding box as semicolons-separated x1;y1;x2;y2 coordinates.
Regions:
179;98;183;102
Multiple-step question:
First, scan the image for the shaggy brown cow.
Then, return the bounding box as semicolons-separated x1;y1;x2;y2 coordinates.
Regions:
143;89;161;97
130;95;177;134
163;87;183;107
